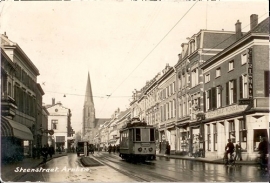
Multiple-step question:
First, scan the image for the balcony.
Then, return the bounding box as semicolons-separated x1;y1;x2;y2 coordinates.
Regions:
1;95;17;118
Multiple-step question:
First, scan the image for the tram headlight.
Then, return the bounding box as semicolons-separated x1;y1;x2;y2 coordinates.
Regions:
138;147;142;152
149;147;153;152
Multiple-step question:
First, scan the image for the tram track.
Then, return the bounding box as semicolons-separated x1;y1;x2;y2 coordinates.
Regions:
94;153;182;182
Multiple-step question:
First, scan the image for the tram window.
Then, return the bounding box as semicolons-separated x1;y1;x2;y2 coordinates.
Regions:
150;129;155;141
136;129;141;141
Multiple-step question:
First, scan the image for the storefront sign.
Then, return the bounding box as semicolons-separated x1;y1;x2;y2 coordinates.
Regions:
238;98;252;105
247;48;253;98
205;104;247;119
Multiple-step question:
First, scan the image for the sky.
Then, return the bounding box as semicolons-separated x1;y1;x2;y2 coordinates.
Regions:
0;0;268;133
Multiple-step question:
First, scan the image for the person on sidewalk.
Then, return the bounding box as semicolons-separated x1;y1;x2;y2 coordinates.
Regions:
235;141;242;161
41;145;49;164
48;145;55;158
224;139;234;160
165;142;170;155
257;137;268;165
32;145;37;159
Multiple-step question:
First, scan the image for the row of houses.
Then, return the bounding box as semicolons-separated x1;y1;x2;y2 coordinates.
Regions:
1;34;74;162
93;14;269;160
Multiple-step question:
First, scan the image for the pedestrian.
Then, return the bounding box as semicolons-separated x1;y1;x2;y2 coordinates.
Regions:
32;145;37;159
257;137;268;164
165;142;170;155
108;144;112;153
224;139;234;161
235;141;242;161
113;145;116;153
193;138;199;158
48;145;54;158
41;145;48;164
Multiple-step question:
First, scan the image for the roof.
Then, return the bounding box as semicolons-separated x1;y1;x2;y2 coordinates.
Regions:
94;118;109;128
1;34;40;75
201;17;269;69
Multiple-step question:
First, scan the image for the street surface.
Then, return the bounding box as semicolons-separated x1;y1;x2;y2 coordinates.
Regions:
18;152;269;182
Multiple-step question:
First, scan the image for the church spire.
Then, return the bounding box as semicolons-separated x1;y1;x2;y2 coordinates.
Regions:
84;72;94;105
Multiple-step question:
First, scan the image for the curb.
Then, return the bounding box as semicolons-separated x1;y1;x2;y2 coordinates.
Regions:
80;156;103;167
156;154;257;166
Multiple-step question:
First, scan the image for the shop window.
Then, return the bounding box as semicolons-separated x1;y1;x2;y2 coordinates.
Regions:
239;119;247;151
253;129;268;151
207;125;211;151
229;120;235;143
213;124;217;151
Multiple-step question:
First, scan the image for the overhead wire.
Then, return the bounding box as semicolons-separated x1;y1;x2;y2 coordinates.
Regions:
98;0;199;115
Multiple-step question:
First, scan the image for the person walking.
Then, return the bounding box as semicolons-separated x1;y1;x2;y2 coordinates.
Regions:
108;144;112;154
258;137;268;165
32;145;37;159
235;141;242;161
41;145;48;164
48;145;55;158
224;139;234;161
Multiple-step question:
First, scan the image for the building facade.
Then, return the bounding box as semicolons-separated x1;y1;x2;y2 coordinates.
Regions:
200;15;269;160
46;99;72;152
1;34;43;161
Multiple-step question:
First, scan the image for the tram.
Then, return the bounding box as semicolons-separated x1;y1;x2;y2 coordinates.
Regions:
119;117;156;162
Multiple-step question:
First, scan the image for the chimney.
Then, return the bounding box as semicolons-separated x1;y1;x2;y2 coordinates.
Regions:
235;20;242;40
52;98;55;105
250;14;258;30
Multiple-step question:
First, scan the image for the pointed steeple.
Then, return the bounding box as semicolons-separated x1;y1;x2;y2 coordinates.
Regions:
84;72;94;105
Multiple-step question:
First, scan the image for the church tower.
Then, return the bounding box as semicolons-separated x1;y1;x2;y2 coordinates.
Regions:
82;72;95;140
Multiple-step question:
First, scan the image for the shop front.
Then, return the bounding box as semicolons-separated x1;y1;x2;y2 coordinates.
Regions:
1;116;34;162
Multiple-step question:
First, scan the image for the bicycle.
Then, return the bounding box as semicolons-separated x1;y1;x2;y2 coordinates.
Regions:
223;152;235;166
256;153;268;171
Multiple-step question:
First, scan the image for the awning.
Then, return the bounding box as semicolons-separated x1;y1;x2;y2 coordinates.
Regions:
1;117;33;140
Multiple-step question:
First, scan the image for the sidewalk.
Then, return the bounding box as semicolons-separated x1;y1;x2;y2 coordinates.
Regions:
0;152;67;182
156;153;257;166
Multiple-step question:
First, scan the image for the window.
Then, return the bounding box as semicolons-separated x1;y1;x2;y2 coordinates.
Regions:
207;125;211;151
191;68;199;87
167;103;169;120
213;123;217;151
241;53;247;65
8;82;12;97
216;67;221;78
51;120;58;130
253;129;268;151
150;129;155;141
205;74;210;83
178;78;182;89
239;119;247;151
217;86;222;108
135;128;141;141
226;79;237;105
229;120;235;143
265;71;270;97
182;74;186;87
239;75;248;98
179;103;182;118
229;60;234;71
160;106;163;121
173;99;176;117
172;82;175;94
